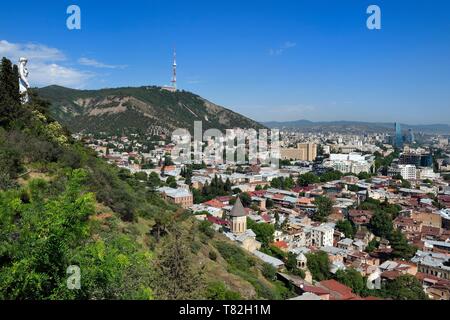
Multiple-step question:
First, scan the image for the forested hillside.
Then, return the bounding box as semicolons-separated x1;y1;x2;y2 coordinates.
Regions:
0;57;291;300
37;85;265;135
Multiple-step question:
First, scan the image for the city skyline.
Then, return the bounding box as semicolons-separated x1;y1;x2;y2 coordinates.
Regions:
1;0;450;124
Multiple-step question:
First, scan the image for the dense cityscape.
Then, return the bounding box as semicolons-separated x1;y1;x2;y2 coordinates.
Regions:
80;122;450;300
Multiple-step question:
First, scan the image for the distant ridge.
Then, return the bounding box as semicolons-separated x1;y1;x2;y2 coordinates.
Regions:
264;119;450;134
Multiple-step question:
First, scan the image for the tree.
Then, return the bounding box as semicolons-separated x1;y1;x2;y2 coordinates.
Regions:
357;172;372;180
320;170;343;182
335;220;356;238
239;192;252;207
152;230;205;299
262;263;277;280
335;268;366;295
401;179;412;189
0;57;21;127
147;172;161;190
205;282;242;300
306;251;331;281
166;176;177;188
383;275;428;300
134;171;148;181
198;220;215;238
284;252;305;278
297;172;320;187
369;210;393;238
312;196;334;222
389;229;417;260
365;238;379;253
247;218;275;247
2;180;72;296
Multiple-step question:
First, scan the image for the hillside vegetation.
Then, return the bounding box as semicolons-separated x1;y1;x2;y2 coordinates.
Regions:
37;85;265;135
0;57;289;300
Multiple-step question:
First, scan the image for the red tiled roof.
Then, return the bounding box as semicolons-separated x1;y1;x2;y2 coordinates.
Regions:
216;196;233;203
318;280;356;300
249;190;266;197
207;216;229;226
203;199;225;208
302;285;329;296
272;241;288;249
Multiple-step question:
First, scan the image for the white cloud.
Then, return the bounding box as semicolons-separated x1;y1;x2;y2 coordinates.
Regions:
0;40;65;62
78;57;127;69
0;40;93;88
29;63;93;88
269;41;297;56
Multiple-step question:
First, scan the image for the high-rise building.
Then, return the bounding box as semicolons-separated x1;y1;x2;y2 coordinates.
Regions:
280;143;317;161
395;122;403;148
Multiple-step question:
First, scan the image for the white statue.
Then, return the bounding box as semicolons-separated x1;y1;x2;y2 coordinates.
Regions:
18;57;30;104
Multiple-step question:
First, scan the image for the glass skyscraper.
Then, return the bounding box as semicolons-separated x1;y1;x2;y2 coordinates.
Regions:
395;122;403;148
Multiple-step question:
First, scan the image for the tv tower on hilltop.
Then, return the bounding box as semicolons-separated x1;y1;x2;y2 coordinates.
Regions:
162;48;178;92
171;48;177;90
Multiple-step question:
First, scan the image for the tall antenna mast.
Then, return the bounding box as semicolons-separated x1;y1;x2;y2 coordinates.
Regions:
171;47;177;90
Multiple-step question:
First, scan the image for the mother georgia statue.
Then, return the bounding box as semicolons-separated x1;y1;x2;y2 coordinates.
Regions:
19;57;30;104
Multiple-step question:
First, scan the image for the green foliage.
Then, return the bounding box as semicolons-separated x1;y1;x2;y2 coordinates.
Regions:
335;268;366;296
369;210;394;238
214;241;286;299
357;172;372;180
388;230;417;260
152;231;205;300
261;245;287;261
205;281;242;300
239;192;252;207
215;241;256;272
147;172;161;190
0;169;152;299
335;220;357;238
365;238;379;253
359;198;401;218
374;150;399;172
261;263;277;280
166;176;177;188
284;252;305;278
306;251;331;281
199;220;215;239
320;170;343;182
381;275;428;300
247;219;275;247
134;171;148;181
0;57;21;128
208;250;218;261
270;176;295;190
312;196;334;222
194;175;233;204
37;85;265;136
297;172;320;186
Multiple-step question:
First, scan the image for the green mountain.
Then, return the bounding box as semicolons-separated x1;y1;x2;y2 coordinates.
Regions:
37;85;264;135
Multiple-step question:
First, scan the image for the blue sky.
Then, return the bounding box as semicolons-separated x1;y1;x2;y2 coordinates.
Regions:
1;0;449;124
